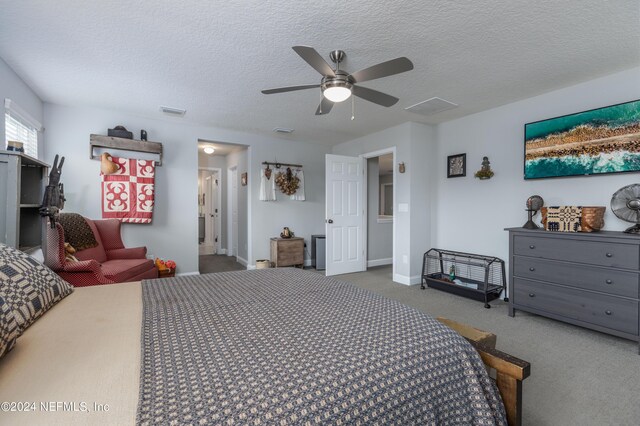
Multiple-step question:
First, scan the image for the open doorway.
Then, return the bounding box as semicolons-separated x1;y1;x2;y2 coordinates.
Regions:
364;149;395;272
197;141;249;273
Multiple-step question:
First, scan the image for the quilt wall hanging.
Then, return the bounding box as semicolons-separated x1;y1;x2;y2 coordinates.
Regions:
101;154;155;223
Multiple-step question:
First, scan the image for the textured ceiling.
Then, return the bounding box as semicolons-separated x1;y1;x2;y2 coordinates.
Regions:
1;1;639;145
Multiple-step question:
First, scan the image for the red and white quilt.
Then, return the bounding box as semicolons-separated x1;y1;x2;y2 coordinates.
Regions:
101;156;155;223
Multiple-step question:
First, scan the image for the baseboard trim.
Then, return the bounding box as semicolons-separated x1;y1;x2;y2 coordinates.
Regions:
218;248;227;255
304;259;312;267
246;264;256;270
367;258;392;268
393;273;422;286
237;256;248;267
176;271;200;277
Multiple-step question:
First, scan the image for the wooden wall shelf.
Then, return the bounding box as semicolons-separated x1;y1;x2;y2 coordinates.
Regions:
90;134;163;166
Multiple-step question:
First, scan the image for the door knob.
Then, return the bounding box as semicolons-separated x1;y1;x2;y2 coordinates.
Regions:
327;219;334;224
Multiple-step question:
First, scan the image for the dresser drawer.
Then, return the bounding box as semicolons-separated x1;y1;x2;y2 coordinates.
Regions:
513;257;639;298
514;278;639;335
513;235;639;269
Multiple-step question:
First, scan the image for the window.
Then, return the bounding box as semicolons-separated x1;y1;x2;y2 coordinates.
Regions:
4;99;42;159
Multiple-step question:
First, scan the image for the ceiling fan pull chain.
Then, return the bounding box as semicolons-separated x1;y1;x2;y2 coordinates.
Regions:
351;96;355;121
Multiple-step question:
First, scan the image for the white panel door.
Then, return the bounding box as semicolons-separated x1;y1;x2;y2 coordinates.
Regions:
231;168;238;258
203;175;215;254
325;154;365;276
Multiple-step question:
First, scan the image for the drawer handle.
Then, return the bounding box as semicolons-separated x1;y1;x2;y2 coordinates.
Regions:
528;293;535;298
529;245;535;249
605;279;613;285
529;267;535;272
605;310;612;316
605;253;613;258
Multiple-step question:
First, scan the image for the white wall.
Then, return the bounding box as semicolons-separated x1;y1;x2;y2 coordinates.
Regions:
435;66;640;270
43;103;330;274
332;122;437;284
251;145;328;265
0;58;44;156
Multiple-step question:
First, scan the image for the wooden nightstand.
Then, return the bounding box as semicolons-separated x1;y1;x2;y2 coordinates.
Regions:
270;237;304;268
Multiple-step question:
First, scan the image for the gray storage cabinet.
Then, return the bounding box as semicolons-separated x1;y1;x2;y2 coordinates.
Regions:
0;151;49;251
311;234;326;270
507;228;640;352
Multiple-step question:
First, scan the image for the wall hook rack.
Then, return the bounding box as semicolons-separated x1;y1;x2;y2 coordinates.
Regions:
90;134;163;166
262;161;302;169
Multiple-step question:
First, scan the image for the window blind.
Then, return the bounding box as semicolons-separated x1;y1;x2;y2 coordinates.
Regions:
4;99;43;159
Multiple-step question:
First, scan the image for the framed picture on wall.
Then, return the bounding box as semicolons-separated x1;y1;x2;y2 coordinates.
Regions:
241;172;247;186
524;99;640;179
447;153;466;178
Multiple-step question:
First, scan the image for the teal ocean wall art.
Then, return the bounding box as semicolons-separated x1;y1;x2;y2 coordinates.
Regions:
524;99;640;179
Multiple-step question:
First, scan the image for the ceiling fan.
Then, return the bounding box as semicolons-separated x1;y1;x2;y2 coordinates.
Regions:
261;46;414;116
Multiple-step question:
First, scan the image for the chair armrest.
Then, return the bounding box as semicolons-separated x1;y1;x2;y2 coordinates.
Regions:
58;260;115;287
107;247;147;260
63;259;103;273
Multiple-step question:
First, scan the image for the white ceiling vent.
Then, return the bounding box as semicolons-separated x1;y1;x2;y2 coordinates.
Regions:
405;97;458;116
160;106;186;116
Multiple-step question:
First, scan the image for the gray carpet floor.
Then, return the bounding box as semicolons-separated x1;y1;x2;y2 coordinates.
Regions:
336;266;639;426
198;254;245;274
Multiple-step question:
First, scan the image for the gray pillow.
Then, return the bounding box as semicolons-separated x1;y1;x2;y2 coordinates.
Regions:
0;243;73;334
0;294;19;359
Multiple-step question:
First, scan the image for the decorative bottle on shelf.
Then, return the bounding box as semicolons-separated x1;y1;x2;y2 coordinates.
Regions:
449;264;456;281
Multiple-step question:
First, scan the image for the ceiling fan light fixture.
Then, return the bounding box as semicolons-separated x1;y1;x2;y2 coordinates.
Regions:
323;86;352;103
203;146;215;154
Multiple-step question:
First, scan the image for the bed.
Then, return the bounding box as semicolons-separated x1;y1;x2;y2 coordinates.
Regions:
0;269;529;425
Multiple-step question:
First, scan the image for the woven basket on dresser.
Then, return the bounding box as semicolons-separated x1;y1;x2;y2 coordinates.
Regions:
541;206;606;232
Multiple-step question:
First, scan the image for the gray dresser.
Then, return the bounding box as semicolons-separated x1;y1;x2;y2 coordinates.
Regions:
506;228;639;352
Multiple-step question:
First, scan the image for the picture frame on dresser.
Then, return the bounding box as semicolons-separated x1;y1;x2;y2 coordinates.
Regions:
506;228;640;353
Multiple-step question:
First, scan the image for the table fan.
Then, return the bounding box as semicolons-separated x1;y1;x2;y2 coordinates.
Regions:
611;184;640;234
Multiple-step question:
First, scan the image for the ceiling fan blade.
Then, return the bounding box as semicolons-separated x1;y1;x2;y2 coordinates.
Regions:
349;57;414;83
292;46;336;77
352;85;399;107
261;84;320;94
315;97;334;115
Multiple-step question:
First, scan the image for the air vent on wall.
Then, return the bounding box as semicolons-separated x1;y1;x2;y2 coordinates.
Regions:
273;127;294;134
160;106;186;116
405;97;458;116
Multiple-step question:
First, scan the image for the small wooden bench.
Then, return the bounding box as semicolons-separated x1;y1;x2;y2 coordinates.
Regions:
437;317;497;348
437;317;530;426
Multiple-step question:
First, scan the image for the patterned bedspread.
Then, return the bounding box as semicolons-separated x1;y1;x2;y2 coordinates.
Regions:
137;269;506;425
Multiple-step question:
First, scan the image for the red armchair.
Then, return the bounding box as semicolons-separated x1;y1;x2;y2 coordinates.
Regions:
45;217;158;287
